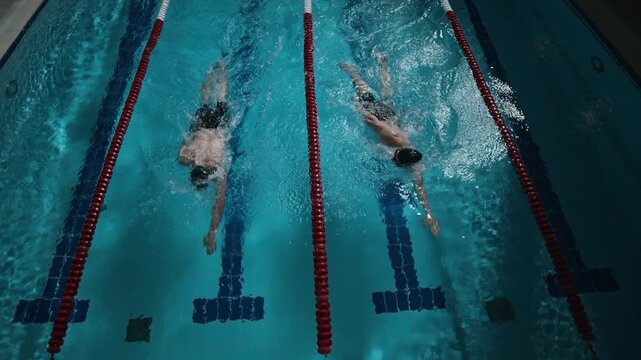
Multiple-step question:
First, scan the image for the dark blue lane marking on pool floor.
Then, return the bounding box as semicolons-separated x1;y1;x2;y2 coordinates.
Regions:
192;0;265;324
192;166;264;323
372;180;445;314
460;0;618;297
12;0;158;324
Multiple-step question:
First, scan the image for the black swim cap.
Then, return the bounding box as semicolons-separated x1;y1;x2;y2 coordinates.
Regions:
190;166;210;190
394;148;423;165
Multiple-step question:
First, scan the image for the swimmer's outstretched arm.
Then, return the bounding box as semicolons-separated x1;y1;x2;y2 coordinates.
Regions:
204;171;228;255
414;174;440;237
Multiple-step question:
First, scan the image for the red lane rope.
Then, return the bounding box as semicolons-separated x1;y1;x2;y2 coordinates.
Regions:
303;4;333;355
442;7;595;343
46;13;168;358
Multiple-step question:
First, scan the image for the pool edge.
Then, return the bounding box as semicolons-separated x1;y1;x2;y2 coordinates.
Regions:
0;0;50;70
564;0;641;92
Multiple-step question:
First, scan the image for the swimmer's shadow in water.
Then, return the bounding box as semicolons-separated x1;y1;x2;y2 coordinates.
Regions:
125;315;152;343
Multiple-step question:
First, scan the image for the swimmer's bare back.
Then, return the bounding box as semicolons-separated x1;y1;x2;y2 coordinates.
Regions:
354;101;410;148
179;129;226;171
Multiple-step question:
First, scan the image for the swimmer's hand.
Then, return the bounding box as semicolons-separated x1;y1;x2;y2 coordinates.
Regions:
204;230;217;255
423;213;440;237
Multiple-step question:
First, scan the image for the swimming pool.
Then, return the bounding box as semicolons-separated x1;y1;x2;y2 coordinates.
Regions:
1;0;639;359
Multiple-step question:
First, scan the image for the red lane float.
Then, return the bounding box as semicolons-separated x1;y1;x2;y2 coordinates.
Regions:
439;0;595;344
303;0;333;355
46;0;171;358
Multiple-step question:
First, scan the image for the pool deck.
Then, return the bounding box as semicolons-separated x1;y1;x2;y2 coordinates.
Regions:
568;0;641;87
0;0;45;63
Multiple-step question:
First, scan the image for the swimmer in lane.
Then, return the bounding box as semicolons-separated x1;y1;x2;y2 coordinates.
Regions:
340;52;440;237
178;59;230;254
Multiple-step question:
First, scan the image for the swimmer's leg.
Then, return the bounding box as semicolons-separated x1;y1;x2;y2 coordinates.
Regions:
374;52;392;101
215;59;228;104
201;66;216;105
339;62;371;97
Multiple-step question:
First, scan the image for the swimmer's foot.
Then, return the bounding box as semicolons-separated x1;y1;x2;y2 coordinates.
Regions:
373;51;388;64
339;62;357;74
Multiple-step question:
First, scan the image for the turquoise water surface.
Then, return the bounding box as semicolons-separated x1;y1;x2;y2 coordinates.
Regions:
3;0;638;359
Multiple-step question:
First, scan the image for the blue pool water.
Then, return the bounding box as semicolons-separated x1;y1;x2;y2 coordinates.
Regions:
1;0;640;359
